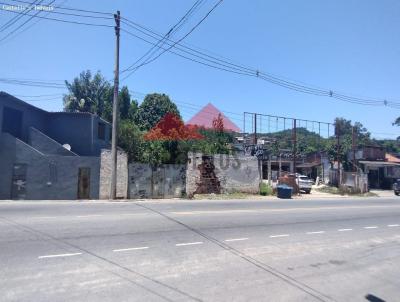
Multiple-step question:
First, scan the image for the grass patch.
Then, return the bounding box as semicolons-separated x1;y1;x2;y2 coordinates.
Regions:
316;185;378;197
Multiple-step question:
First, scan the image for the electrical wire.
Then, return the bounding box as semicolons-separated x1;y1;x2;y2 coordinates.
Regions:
120;15;400;109
121;0;224;81
0;3;113;40
0;0;42;32
5;0;113;15
120;0;205;74
0;0;58;43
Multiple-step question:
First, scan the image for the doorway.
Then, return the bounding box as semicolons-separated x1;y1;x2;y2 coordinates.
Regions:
77;167;91;199
11;164;27;200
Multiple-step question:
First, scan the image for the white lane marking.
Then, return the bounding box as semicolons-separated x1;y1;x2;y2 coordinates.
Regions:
175;242;203;247
306;231;325;234
364;226;378;229
388;224;399;227
338;228;353;232
113;247;149;252
269;234;289;238
76;215;103;218
33;216;59;219
225;238;249;242
172;205;400;215
38;252;82;259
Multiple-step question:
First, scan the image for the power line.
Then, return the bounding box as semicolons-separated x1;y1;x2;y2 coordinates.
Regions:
0;0;71;44
0;0;42;32
120;15;400;109
5;0;113;15
0;3;114;38
120;0;205;75
0;77;66;88
0;0;58;43
121;0;224;81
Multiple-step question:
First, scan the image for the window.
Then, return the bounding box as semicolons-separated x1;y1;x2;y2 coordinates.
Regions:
98;123;105;140
2;106;23;139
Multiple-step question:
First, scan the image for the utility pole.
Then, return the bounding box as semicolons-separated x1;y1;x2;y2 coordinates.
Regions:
254;113;257;145
336;123;341;187
109;11;120;200
352;126;357;172
292;119;297;174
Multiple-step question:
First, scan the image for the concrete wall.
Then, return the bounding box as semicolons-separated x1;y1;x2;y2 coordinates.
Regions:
0;133;17;199
46;114;111;156
99;149;128;199
128;163;186;199
186;152;261;196
0;132;100;200
29;127;77;156
1;92;111;157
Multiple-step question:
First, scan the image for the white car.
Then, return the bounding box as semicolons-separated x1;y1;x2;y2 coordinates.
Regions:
296;174;313;194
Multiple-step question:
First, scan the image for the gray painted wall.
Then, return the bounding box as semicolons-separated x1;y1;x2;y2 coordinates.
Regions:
46;114;111;156
29;127;77;156
0;92;47;142
0;92;111;157
0;132;100;200
186;152;261;196
0;133;17;199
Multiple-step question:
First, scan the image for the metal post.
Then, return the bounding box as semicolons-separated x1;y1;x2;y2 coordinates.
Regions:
292;119;297;174
336;123;341;187
254;113;257;145
268;154;272;185
109;11;120;200
352;126;356;172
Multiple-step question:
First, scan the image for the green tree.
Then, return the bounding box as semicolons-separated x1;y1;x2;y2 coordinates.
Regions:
134;93;181;130
118;120;144;162
63;70;111;115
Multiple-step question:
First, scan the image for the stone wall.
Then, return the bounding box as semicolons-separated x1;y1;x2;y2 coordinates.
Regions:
128;163;186;199
99;149;128;199
186;152;261;196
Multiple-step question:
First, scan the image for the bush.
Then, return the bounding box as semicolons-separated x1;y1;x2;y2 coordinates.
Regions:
260;183;273;196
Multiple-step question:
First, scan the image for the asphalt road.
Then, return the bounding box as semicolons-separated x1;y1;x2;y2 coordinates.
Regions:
1;197;400;302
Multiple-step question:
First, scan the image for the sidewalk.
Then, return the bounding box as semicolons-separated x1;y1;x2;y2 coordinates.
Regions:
369;189;396;198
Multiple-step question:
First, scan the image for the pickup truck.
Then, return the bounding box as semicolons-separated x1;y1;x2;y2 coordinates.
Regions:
393;179;400;196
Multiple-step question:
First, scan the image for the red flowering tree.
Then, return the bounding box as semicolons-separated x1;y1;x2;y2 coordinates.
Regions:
212;113;225;133
144;112;204;141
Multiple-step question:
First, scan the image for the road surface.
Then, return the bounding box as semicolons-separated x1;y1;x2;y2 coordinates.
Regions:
1;197;399;301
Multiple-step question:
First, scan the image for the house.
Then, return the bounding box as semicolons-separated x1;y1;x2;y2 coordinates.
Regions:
186;103;241;133
350;146;400;189
0;91;127;200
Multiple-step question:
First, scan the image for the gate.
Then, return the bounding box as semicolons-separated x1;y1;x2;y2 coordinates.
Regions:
77;167;91;199
129;163;186;199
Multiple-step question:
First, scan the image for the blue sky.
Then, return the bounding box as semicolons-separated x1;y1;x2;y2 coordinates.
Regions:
1;0;399;139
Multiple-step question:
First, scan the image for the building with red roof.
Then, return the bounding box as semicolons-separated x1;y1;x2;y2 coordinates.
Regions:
186;103;241;133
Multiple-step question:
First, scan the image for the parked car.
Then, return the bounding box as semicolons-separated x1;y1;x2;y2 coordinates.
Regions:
296;174;314;194
287;173;314;193
393;179;400;196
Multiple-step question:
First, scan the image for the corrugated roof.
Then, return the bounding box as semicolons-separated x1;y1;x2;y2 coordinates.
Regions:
186;103;241;132
386;153;400;163
359;160;400;166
